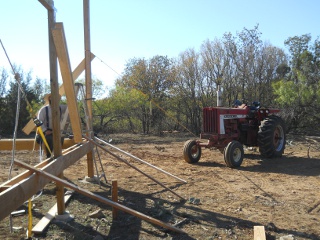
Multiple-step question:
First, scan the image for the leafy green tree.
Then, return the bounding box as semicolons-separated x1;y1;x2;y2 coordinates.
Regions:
115;56;174;134
0;68;9;136
3;68;37;135
76;76;106;100
273;34;320;132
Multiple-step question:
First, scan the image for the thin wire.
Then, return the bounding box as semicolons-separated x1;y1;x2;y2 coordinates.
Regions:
94;54;121;76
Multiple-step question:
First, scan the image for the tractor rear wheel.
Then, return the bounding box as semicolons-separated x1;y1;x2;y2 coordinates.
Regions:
183;140;201;163
224;141;244;168
258;115;286;157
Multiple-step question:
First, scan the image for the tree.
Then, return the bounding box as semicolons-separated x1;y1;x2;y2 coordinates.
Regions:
115;56;174;134
76;77;106;100
0;68;9;136
3;68;37;135
200;38;226;107
273;34;320;132
173;48;203;134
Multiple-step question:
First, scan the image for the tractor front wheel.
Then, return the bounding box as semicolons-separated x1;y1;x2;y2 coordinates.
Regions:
183;140;201;163
224;141;244;168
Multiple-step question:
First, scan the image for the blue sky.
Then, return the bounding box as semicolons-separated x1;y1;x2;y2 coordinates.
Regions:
0;1;319;90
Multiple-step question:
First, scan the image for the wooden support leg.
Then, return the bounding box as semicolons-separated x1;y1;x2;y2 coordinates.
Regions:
56;172;65;215
112;180;118;219
86;151;94;178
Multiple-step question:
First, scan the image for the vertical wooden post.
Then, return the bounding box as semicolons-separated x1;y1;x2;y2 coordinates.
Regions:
83;0;94;178
40;0;65;215
112;180;118;219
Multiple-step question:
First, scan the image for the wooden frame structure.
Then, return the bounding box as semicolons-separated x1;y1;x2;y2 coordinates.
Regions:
0;0;186;235
0;0;95;225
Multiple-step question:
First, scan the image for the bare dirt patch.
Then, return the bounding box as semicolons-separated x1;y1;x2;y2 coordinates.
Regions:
0;133;319;239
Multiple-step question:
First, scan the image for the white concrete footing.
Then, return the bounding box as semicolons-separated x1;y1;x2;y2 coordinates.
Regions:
55;211;74;222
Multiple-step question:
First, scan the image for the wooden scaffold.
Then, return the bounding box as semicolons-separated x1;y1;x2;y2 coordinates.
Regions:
0;0;187;236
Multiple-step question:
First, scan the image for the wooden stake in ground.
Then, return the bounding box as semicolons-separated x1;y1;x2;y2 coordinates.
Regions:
14;160;185;234
112;180;118;220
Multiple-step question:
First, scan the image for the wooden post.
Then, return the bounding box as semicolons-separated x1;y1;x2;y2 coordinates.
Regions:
39;0;65;215
112;180;118;219
83;0;94;178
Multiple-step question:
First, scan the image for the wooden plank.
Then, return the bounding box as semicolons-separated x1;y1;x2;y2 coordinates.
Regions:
32;191;73;234
83;0;93;126
83;0;95;178
14;160;185;234
22;119;37;135
52;23;82;143
0;138;75;151
0;141;93;221
0;143;82;192
254;226;266;240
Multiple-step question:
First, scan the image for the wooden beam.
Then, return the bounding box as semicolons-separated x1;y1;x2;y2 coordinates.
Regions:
254;226;266;240
59;52;95;96
14;159;185;234
38;0;54;10
83;0;95;178
52;23;82;143
0;138;75;151
0;143;81;193
32;191;73;234
0;141;93;221
83;0;93;127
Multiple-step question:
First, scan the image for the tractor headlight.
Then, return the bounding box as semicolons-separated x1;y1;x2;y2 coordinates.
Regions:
266;110;269;114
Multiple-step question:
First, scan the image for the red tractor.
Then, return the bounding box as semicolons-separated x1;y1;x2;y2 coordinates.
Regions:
183;101;286;167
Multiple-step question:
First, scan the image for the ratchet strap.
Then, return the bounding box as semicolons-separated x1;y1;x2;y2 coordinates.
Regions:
33;118;52;156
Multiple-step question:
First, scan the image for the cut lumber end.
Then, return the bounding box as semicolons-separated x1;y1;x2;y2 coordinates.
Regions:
254;226;266;240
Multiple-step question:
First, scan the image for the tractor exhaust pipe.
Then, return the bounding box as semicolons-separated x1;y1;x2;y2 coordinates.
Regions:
217;85;222;107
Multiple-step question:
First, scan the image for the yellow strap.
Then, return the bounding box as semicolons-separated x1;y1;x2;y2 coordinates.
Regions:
27;199;32;238
37;127;52;155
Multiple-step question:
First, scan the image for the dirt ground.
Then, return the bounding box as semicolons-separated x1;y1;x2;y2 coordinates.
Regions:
0;133;319;240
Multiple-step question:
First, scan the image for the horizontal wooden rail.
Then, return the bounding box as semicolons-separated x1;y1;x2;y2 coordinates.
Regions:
0;141;93;221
